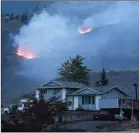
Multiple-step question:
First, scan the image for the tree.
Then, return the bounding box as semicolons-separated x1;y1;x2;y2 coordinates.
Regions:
34;5;39;12
20;13;28;24
100;68;108;86
10;13;14;20
10;97;67;131
59;55;90;85
15;14;19;20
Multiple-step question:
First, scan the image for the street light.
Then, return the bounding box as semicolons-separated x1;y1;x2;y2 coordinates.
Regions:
133;83;138;100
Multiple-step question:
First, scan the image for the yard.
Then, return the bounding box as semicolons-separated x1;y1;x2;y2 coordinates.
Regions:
60;120;139;132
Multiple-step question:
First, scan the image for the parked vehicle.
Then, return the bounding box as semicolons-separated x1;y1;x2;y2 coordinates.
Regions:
93;111;115;120
114;114;128;121
3;98;32;114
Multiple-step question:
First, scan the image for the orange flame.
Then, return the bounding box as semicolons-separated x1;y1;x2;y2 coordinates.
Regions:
17;49;39;59
78;28;92;34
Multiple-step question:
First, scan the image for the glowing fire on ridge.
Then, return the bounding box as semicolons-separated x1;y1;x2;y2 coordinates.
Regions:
78;27;92;34
17;49;39;59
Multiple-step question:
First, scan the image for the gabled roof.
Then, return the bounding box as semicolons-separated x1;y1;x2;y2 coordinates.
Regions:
39;80;91;89
39;80;131;96
71;88;100;95
100;86;130;96
38;70;139;98
88;81;130;95
41;81;63;86
68;85;129;96
89;70;139;99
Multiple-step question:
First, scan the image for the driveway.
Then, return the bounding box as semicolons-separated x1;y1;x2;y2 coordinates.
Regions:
60;120;118;131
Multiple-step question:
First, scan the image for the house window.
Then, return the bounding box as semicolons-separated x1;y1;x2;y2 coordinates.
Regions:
82;96;84;105
53;89;60;95
82;96;91;105
88;96;91;104
92;96;95;104
41;89;47;95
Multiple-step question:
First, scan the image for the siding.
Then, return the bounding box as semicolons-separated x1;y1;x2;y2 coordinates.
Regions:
77;89;97;95
96;95;101;110
43;88;62;101
43;81;62;87
67;96;74;110
74;96;79;110
66;88;78;94
101;88;127;99
99;98;118;109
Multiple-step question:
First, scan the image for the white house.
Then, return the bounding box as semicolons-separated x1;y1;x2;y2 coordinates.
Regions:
35;80;131;111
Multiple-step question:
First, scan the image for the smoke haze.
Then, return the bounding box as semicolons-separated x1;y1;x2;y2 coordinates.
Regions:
2;1;139;104
14;1;139;81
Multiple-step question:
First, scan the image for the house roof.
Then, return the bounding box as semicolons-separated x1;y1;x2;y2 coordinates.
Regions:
71;88;101;95
89;70;139;99
39;80;129;96
38;70;139;98
40;80;90;89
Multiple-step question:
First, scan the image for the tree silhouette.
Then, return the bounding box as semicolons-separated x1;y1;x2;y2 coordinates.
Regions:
10;13;14;20
6;97;67;131
20;13;28;24
100;68;108;86
59;55;90;85
15;14;19;20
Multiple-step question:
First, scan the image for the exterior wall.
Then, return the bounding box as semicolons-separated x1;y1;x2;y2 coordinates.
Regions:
36;90;40;100
38;88;68;101
101;89;127;99
43;82;61;87
43;88;62;101
66;88;79;94
95;95;102;110
62;88;66;101
67;96;74;110
77;89;98;95
73;96;79;110
99;98;118;109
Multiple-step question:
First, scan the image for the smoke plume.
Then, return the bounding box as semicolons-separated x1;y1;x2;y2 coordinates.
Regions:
14;1;139;82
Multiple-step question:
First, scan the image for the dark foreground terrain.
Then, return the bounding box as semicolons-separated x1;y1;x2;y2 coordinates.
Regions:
2;118;139;132
61;121;139;132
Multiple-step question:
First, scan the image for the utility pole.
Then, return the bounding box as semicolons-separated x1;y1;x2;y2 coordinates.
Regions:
133;83;138;100
131;100;134;120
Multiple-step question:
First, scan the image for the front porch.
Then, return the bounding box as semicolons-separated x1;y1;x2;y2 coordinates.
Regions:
66;95;99;111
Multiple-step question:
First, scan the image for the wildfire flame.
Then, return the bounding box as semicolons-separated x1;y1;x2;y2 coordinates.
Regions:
17;49;39;59
78;27;92;34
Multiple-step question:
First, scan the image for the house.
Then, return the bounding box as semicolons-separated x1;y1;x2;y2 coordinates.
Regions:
35;80;131;111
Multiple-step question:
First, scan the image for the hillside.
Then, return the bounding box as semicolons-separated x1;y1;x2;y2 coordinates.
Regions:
1;1;139;105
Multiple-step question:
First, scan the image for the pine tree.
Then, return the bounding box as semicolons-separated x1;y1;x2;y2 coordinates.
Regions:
59;55;90;85
15;14;19;20
20;13;28;24
100;68;108;86
10;13;14;20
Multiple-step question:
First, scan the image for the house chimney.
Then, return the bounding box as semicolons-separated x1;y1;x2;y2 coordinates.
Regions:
133;83;138;100
95;81;101;86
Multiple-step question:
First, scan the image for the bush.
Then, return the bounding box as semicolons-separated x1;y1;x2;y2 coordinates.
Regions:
9;97;67;131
